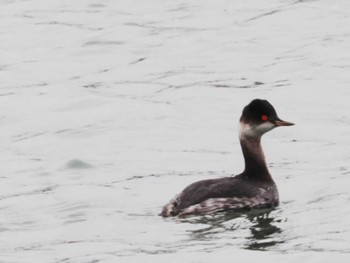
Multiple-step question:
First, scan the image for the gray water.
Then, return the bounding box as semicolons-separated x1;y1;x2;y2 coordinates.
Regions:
1;0;350;262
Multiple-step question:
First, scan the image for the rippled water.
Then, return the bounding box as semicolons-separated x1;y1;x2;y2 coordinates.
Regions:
1;0;350;262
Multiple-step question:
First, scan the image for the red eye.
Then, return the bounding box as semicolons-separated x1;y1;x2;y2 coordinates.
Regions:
261;115;268;121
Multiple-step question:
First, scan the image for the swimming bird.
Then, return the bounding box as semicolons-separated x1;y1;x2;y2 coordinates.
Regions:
160;99;294;217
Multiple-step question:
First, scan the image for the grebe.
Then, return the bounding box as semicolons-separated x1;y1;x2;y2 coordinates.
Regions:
160;99;294;217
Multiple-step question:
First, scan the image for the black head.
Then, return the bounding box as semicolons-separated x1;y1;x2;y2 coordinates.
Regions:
240;99;294;137
241;99;278;124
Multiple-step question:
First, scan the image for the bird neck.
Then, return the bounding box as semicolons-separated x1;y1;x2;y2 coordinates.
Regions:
239;134;272;181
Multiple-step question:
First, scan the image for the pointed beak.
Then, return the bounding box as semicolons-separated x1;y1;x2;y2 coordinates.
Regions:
273;118;295;127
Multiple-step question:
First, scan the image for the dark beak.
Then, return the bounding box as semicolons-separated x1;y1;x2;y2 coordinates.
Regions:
273;117;294;127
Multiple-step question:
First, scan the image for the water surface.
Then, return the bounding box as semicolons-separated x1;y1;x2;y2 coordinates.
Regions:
0;0;350;262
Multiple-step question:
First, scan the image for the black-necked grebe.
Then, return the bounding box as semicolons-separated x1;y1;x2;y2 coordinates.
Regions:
160;99;294;217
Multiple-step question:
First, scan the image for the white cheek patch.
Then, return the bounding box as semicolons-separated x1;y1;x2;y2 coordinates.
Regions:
258;121;275;133
239;121;275;137
239;123;254;137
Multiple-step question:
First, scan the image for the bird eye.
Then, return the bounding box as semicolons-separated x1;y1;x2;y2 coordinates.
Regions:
261;115;268;121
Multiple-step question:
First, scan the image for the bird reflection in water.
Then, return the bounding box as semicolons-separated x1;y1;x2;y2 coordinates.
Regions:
245;210;283;250
183;208;284;251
